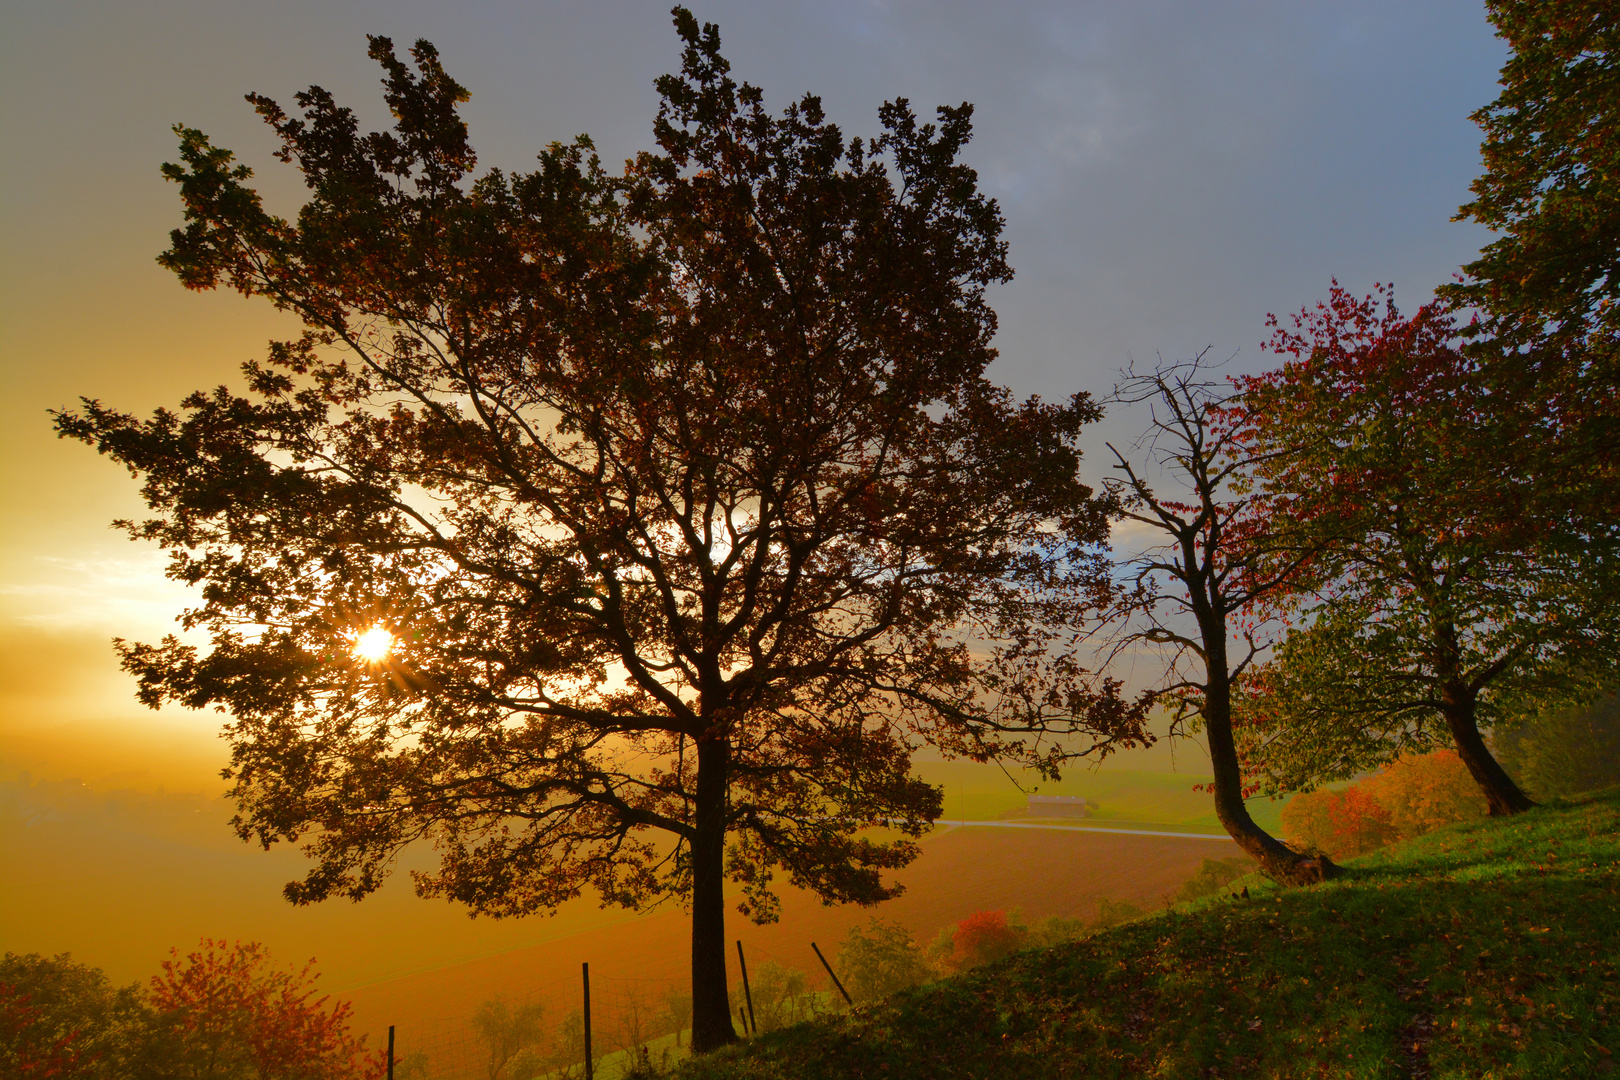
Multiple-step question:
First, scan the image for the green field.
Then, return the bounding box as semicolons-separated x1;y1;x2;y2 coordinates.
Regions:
675;789;1620;1079
912;755;1287;835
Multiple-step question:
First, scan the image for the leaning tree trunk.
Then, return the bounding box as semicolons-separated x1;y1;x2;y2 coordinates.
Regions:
1441;683;1535;816
1202;618;1338;885
689;736;738;1053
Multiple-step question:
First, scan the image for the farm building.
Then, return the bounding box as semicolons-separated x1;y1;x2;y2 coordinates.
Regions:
1027;795;1090;818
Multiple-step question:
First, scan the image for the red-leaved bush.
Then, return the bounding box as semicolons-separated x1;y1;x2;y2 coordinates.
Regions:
941;911;1027;972
150;939;385;1080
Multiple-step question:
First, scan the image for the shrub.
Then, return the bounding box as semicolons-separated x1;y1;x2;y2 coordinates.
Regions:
1170;857;1256;905
1281;786;1399;859
1361;749;1488;835
1091;898;1147;930
835;919;934;1004
1023;914;1089;949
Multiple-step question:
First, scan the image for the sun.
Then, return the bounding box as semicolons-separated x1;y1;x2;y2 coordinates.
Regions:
350;626;395;663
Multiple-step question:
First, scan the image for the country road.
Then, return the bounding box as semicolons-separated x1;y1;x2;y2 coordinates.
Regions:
930;819;1236;841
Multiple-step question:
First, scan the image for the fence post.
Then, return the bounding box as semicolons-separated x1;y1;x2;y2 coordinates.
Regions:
810;942;854;1006
736;940;757;1035
386;1025;395;1080
583;962;593;1080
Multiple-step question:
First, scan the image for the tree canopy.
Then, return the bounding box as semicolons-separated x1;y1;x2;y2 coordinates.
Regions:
1449;0;1620;355
55;10;1139;1052
1442;0;1620;531
1229;284;1620;815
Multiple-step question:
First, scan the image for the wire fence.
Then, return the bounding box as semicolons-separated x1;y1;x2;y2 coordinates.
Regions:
384;941;846;1080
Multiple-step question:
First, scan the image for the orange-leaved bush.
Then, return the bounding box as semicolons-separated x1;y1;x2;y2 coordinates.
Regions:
1361;749;1488;837
1282;749;1489;859
1280;787;1399;859
149;939;384;1080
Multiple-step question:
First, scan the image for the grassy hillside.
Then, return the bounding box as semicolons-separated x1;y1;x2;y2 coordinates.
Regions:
677;790;1620;1079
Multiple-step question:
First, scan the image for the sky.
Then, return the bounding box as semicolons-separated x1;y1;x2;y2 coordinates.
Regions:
0;0;1509;793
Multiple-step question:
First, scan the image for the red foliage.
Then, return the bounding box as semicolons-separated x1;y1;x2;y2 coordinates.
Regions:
1237;281;1543;559
946;911;1027;972
150;940;385;1080
0;983;86;1079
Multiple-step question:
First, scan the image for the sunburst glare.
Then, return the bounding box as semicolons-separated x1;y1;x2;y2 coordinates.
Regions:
350;626;395;663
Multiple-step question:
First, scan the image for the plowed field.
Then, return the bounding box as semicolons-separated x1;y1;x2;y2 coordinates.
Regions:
345;826;1236;1074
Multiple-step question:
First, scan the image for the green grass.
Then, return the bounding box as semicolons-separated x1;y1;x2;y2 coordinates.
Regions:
675;790;1620;1079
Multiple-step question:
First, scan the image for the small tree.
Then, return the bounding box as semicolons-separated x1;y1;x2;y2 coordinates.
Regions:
1361;750;1488;837
660;986;692;1048
1102;356;1335;885
0;953;150;1079
470;996;544;1080
932;910;1026;972
1280;787;1399;860
56;9;1138;1054
743;961;813;1032
1;985;88;1080
616;987;656;1064
1169;856;1256;905
549;1009;590;1080
835;918;933;1003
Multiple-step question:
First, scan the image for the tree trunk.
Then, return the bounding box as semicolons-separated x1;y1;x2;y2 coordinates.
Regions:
1441;685;1535;816
689;736;737;1054
1203;623;1337;886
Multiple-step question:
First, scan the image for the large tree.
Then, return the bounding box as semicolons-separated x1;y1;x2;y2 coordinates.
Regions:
1103;357;1335;886
55;13;1136;1052
1229;284;1620;815
1441;0;1619;524
1448;0;1620;356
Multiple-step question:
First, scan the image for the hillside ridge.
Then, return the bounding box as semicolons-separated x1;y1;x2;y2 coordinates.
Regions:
676;791;1620;1079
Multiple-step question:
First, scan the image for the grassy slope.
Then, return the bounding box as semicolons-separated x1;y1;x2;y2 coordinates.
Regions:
677;791;1620;1080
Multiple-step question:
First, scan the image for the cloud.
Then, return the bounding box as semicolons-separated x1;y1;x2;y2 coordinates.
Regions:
0;551;197;635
